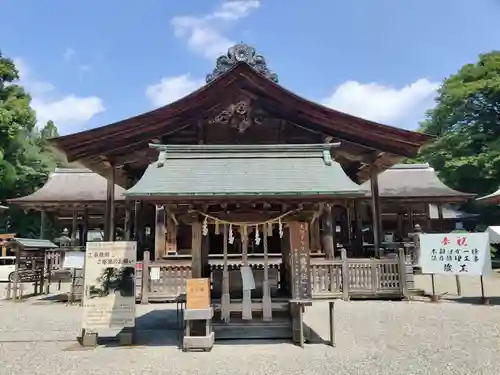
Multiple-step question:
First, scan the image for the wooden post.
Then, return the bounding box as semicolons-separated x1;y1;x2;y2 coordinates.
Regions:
341;248;349;301
221;224;230;322
82;207;89;246
124;200;133;241
346;201;353;245
141;250;150;304
154;205;166;260
408;205;414;234
370;170;382;255
191;220;202;278
241;225;252;320
354;200;363;248
396;212;404;240
108;165;116;241
40;210;46;240
398;248;408;299
262;224;272;321
320;204;335;259
437;204;444;231
424;203;431;232
310;220;321;252
329;301;336;347
71;211;78;246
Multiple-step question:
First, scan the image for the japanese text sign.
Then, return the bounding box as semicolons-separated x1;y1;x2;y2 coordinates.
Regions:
289;221;312;300
419;233;491;276
82;241;137;331
186;278;210;310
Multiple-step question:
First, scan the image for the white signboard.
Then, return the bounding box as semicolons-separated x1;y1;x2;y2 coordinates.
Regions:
240;266;256;291
82;241;137;331
419;233;492;276
150;267;160;281
63;251;85;269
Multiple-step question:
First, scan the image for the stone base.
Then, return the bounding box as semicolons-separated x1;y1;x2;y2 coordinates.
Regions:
430;294;440;303
118;329;135;346
80;333;98;347
182;332;215;352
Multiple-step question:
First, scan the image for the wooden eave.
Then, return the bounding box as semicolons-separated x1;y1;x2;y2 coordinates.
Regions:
51;62;433;186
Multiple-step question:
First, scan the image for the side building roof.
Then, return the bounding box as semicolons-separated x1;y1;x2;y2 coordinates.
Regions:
362;163;474;202
125;143;367;200
8;168;125;210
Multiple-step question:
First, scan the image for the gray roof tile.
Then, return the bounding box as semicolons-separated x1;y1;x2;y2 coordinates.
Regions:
9;168;125;203
126;144;366;198
363;164;473;199
9;238;58;249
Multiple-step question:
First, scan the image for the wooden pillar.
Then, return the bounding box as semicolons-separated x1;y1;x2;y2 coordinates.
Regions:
370;170;382;253
310;220;321;252
201;226;210;279
424;204;431;232
108;165;116;241
154;204;166;260
40;210;46;240
82;207;89;246
124;200;133;241
134;201;145;251
165;210;178;255
354;200;363;247
241;225;252;320
346;201;354;245
320;204;335;259
408;205;414;233
71;211;78;246
191;219;202;278
437;204;444;231
221;224;230;322
262;224;272;321
396;212;404;240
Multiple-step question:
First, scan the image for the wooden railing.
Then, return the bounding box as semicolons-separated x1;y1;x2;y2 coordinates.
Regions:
136;249;409;303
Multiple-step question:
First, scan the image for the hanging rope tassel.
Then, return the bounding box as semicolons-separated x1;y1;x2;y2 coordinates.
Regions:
202;216;209;236
228;224;235;244
255;224;261;246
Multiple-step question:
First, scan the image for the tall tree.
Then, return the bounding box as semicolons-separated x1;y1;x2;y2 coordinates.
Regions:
419;51;500;197
0;51;61;237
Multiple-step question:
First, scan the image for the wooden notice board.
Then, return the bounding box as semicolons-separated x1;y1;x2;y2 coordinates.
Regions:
186;278;211;310
289;222;312;300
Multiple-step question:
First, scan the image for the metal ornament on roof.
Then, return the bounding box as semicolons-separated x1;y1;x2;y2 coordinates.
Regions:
206;43;279;83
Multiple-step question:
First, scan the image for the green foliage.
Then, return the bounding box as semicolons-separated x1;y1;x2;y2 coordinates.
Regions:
419;51;500;196
417;51;500;230
0;50;65;238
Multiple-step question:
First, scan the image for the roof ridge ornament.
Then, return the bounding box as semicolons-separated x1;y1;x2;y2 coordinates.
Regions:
206;43;278;83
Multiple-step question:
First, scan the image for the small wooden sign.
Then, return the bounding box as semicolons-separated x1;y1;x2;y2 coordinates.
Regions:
186;278;211;310
289;222;312;300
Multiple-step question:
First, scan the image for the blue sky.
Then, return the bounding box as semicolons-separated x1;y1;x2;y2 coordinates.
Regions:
1;0;499;135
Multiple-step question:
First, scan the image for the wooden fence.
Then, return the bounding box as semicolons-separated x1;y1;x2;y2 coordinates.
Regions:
137;249;409;303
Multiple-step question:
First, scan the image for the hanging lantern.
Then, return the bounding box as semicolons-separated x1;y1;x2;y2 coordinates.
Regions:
202;216;209;236
255;224;261;246
229;224;235;244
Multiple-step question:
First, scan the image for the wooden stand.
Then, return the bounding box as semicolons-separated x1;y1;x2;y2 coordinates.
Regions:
290;299;312;348
182;307;214;352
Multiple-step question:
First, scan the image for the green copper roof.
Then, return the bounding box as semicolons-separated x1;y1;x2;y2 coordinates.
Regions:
125;144;366;199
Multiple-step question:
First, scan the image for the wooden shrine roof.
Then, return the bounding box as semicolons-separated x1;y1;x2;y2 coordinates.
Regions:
125;143;367;201
8;168;126;210
51;62;432;187
362;163;474;202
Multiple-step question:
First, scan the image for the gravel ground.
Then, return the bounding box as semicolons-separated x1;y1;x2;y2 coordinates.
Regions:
0;277;500;375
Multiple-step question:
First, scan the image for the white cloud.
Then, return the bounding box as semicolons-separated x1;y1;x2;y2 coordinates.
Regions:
321;79;439;129
63;47;75;63
171;0;260;59
14;58;104;135
145;74;204;107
